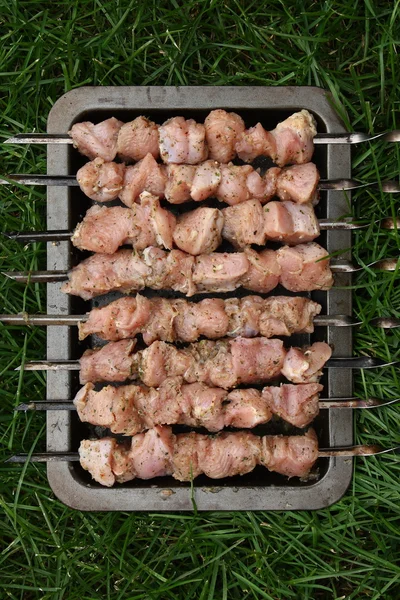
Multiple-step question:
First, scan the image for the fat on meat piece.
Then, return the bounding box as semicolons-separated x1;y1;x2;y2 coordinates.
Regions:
78;426;320;486
78;294;321;344
204;109;245;163
116;116;160;162
119;153;166;207
277;243;333;292
62;244;333;300
69;117;123;162
159;117;208;164
173;207;224;255
235;110;317;167
76;336;331;387
276;163;320;205
165;164;196;204
75;380;323;436
76;158;125;202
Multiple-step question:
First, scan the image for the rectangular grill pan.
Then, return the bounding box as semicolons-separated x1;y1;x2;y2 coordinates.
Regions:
46;86;352;510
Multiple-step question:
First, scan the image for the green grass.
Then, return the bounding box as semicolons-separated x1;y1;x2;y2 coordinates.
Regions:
0;1;399;598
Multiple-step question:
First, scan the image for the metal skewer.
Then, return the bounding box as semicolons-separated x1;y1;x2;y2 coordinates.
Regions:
2;256;398;285
6;444;400;464
2;217;398;245
4;130;400;146
1;173;399;193
13;396;400;412
0;312;399;330
15;355;400;372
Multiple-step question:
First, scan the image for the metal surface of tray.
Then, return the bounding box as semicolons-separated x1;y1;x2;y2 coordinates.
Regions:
46;86;352;511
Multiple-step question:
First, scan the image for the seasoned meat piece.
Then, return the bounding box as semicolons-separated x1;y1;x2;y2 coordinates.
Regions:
215;163;253;205
224;389;272;428
277;243;333;292
190;160;221;201
129;426;174;479
270;110;317;167
235;122;276;162
225;296;264;338
264;201;320;245
69;117;123;161
240;248;281;294
165;164;196;204
159;117;208;164
71;205;138;254
141;297;177;345
173;298;229;342
193;252;249;292
79;295;151;341
282;342;332;384
204;109;245;163
263;383;323;428
230;337;286;384
276;163;320;205
117;116;159;162
120;153;166;207
196;431;261;479
222;199;266;247
79;438;118;487
173;207;223;255
259;296;321;338
76;158;125;202
246;167;281;204
260;429;319;478
80;339;138;385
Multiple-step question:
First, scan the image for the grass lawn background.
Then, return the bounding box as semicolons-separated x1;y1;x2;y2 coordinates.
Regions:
0;2;399;598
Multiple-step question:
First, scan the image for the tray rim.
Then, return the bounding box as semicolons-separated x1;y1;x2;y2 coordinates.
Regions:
45;85;353;511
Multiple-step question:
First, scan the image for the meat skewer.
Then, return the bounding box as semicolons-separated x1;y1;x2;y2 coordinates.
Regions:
3;216;397;250
2;159;321;206
61;243;334;299
4;251;396;292
7;428;399;487
18;337;333;387
2;305;398;338
3;171;399;197
15;381;400;431
62;196;322;254
5;110;318;167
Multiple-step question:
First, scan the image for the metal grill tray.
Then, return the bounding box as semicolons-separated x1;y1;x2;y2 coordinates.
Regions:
46;86;352;511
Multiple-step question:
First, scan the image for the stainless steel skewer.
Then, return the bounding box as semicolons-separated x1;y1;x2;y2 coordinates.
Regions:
6;444;400;464
13;397;400;412
1;312;399;330
2;256;398;284
3;217;398;245
15;356;400;371
1;173;400;193
5;130;400;146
